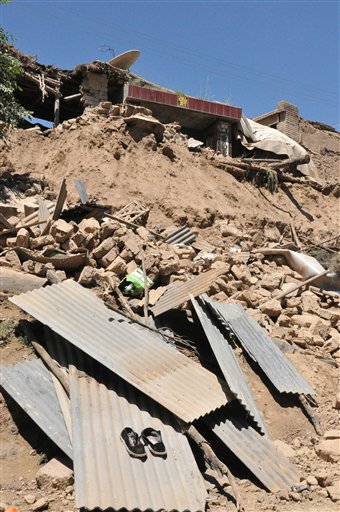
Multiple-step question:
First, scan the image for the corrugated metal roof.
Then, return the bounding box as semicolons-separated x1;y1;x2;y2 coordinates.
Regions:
165;226;197;245
206;300;315;395
191;237;215;253
0;359;72;459
205;412;300;492
39;326;207;512
191;296;267;435
70;368;207;511
10;280;232;422
152;266;229;317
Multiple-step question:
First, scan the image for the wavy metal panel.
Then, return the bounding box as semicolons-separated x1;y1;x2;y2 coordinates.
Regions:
0;359;72;459
205;412;300;492
152;266;229;317
10;280;232;422
206;300;315;395
70;368;207;511
191;296;267;435
165;226;197;245
38;328;206;511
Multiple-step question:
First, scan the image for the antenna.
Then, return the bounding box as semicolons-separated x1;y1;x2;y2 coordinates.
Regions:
98;45;115;58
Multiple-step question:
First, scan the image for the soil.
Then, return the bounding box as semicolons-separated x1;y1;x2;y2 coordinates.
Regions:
0;109;339;512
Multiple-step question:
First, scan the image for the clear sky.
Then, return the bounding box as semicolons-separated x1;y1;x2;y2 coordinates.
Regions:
1;0;339;128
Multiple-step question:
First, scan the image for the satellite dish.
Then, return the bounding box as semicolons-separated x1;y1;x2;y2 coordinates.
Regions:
107;50;141;70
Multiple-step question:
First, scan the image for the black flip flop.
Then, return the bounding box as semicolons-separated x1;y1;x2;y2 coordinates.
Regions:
141;428;167;456
120;427;146;458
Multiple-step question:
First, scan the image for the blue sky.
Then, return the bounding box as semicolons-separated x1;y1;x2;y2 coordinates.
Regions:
1;0;339;128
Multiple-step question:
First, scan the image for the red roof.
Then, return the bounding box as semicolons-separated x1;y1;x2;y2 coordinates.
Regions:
127;84;241;120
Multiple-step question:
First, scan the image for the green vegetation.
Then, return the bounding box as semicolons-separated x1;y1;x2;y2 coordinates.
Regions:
0;0;28;137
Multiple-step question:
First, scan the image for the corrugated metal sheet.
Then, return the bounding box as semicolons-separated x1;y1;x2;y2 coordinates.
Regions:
10;280;232;422
71;368;207;511
152;266;229;317
191;237;215;253
52;178;67;220
205;412;300;492
127;84;242;120
206;300;315;395
165;226;197;245
191;296;267;435
39;326;207;512
0;359;72;458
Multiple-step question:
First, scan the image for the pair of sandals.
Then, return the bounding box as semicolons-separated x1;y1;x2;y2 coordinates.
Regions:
120;427;166;459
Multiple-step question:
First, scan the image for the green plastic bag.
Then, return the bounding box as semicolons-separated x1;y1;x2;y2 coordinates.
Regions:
123;268;153;297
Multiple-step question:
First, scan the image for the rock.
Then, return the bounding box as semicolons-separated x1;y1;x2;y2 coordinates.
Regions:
306;476;318;486
31;497;49;511
327;479;340;502
78;218;100;234
46;269;67;284
316;438;340;463
288;491;301;502
16;228;30;248
260;299;282;318
61;239;78;252
30;235;55;250
100;220;120;240
273;440;296;458
78;266;100;286
220;222;242;237
5;250;21;269
92;238;116;260
259;272;283;291
162;145;176;160
121;233;140;256
100;247;119;268
231;264;253;285
315;469;334;487
24;494;36;504
124;113;165;142
106;256;127;276
6;237;17;247
136;226;152;241
36;458;73;491
159;258;180;276
173;245;196;260
71;231;86;247
50;219;74;243
291;314;330;340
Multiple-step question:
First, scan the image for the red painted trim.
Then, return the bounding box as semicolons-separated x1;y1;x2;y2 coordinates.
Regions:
127;84;241;120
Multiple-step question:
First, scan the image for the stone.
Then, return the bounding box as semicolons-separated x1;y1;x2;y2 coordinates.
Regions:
316;438;340;463
173;245;196;260
231;264;253;285
6;237;17;247
36;458;73;491
136;226;152;241
5;250;21;269
259;299;282;318
22;260;35;274
30;235;55;250
315;470;334;487
159;258;180;276
124;113;165;142
306;476;318;486
78;218;100;234
291;314;330;340
31;497;49;511
126;260;138;274
92;237;116;260
24;494;36;504
220;222;242;237
71;231;86;247
50;219;74;243
259;272;283;291
100;247;119;268
16;228;30;248
100;221;120;240
273;440;296;458
46;269;67;284
106;256;127;276
61;239;78;252
211;291;228;302
77;266;98;286
288;491;301;502
327;479;340;502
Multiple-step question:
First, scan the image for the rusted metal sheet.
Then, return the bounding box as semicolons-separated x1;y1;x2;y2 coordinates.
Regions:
206;300;315;395
191;296;267;435
52;179;67;220
205;412;300;492
0;359;72;458
70;368;207;511
10;280;232;422
165;226;197;245
152;266;229;317
127;84;242;120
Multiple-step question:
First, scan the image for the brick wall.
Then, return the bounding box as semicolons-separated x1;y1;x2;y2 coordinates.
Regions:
276;101;300;142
